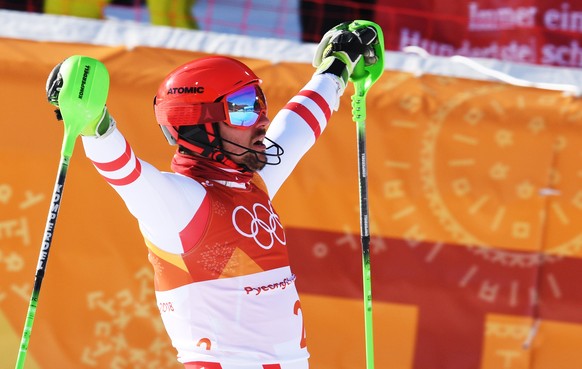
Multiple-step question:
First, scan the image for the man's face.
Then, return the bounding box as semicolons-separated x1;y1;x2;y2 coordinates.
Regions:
218;113;270;172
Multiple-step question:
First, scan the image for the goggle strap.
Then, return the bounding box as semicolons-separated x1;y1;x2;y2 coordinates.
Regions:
157;102;226;126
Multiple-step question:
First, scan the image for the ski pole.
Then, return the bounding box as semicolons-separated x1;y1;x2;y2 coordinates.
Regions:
15;56;109;369
14;156;70;369
348;20;385;369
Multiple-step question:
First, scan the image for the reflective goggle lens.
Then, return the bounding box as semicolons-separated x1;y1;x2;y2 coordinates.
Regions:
225;84;267;127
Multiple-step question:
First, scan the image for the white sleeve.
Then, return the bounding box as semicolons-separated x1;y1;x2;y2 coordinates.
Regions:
259;73;342;198
81;128;207;254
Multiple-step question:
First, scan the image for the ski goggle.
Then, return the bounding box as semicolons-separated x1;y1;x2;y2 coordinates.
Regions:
223;84;267;128
155;83;267;129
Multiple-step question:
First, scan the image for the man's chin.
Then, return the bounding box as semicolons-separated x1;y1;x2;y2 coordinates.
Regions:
240;152;267;172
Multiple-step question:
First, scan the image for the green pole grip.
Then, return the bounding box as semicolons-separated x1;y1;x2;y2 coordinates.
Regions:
348;20;385;86
348;20;385;123
56;55;110;157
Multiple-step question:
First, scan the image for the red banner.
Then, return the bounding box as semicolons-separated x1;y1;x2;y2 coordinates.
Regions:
374;0;582;67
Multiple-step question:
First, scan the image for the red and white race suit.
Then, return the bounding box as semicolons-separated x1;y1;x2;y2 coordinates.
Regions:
81;74;342;369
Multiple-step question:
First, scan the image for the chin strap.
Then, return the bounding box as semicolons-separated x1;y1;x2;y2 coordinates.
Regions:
176;122;241;170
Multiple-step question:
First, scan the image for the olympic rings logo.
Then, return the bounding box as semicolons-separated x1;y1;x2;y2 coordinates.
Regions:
232;201;286;249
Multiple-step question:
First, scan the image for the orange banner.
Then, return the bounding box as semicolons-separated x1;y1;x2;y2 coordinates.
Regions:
1;38;582;369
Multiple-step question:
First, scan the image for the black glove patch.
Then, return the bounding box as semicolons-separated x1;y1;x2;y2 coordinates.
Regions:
46;62;64;106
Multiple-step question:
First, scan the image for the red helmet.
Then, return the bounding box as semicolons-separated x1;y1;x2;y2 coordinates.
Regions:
153;56;261;167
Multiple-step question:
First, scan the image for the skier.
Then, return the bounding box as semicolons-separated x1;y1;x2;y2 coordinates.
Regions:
46;22;379;369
